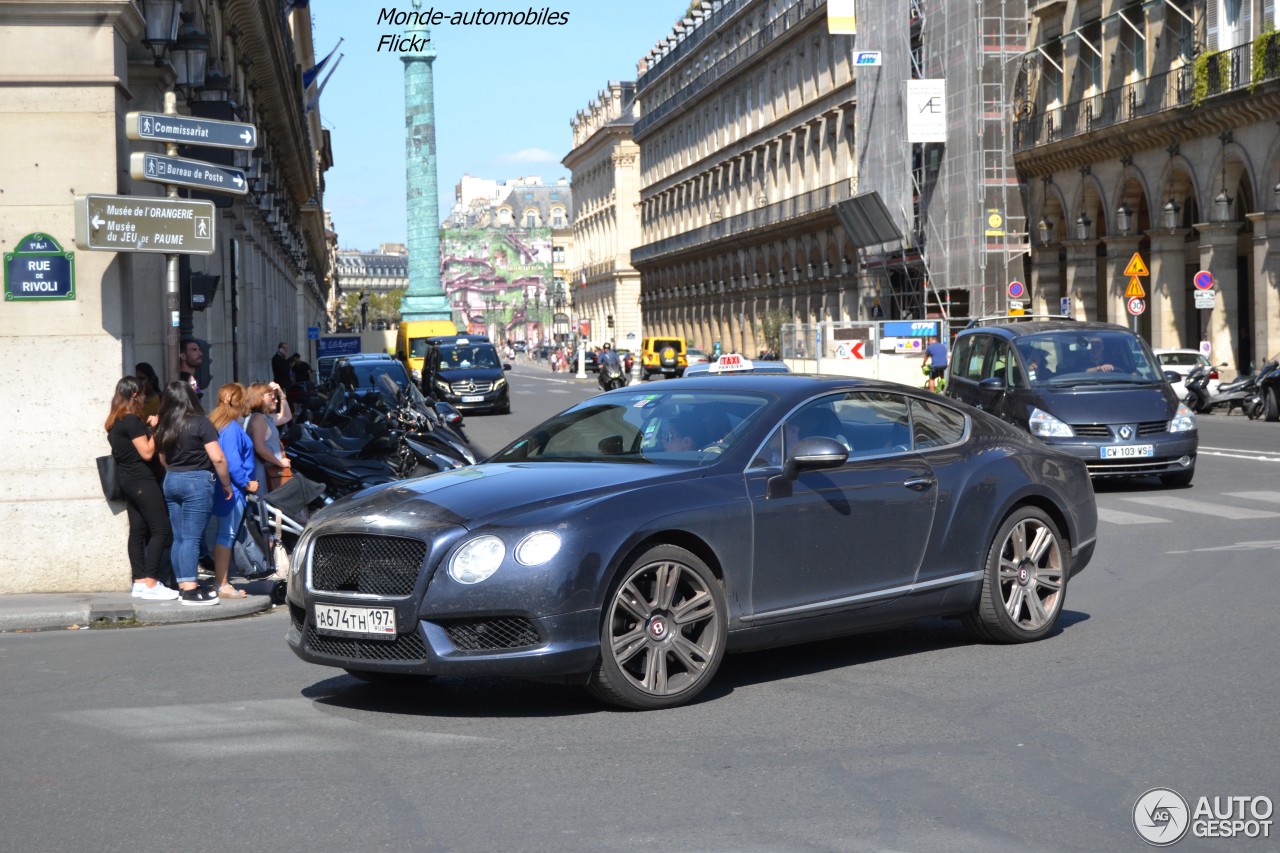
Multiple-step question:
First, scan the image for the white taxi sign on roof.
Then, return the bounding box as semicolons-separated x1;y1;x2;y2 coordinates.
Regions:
455;338;470;345
708;354;752;373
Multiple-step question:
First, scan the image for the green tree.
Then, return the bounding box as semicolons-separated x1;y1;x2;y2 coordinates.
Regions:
757;309;789;355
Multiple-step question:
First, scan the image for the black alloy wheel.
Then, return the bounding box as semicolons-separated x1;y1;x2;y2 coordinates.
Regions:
1266;387;1279;422
963;507;1068;643
588;545;726;710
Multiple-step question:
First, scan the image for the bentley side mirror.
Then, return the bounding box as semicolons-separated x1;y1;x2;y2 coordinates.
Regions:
768;437;848;499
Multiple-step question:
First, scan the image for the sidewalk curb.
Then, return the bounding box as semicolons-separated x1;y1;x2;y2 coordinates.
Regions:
0;586;277;633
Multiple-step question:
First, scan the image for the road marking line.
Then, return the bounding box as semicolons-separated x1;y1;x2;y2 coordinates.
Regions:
1223;491;1280;505
1096;508;1170;525
1197;448;1280;463
1120;495;1280;519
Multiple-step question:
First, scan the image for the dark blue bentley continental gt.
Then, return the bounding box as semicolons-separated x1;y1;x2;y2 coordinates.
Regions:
286;375;1098;709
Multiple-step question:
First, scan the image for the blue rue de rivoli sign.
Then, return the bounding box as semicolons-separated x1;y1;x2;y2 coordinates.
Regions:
4;233;75;301
130;152;248;195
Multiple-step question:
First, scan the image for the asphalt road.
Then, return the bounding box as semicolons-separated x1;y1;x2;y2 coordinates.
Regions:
2;369;1277;852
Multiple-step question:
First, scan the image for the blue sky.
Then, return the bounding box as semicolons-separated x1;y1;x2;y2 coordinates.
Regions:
311;1;688;251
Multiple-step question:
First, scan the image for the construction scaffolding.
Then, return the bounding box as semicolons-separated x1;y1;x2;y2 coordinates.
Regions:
854;0;1029;326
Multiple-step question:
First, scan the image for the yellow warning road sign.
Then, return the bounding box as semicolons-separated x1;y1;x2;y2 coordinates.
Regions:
1124;276;1146;298
1124;253;1149;276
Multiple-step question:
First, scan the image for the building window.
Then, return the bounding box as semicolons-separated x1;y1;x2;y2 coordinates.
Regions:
553;246;565;263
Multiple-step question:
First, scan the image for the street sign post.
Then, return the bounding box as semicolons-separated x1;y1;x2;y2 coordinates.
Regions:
1060;296;1071;317
74;194;216;255
1127;296;1146;316
130;152;247;195
126;111;257;150
1194;290;1216;310
1194;270;1215;291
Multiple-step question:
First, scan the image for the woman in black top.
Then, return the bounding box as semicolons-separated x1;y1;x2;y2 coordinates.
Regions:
105;376;177;601
155;381;233;606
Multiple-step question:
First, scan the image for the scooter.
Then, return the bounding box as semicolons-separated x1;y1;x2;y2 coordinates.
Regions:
599;361;628;392
1186;364;1265;416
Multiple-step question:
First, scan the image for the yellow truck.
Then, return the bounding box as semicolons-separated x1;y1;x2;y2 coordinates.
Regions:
395;319;458;383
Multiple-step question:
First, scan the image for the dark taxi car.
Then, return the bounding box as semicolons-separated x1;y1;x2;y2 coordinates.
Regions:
944;318;1197;487
421;335;511;414
287;374;1097;710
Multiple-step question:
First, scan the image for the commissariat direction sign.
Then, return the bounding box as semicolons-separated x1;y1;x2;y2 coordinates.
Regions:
126;111;257;150
130;152;248;195
74;194;216;255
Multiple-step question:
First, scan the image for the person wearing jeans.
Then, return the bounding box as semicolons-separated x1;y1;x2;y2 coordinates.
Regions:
155;381;233;606
104;375;177;601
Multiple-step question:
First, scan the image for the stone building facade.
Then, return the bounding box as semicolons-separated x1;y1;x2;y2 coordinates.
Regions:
1016;0;1280;376
564;81;644;350
0;0;334;592
630;0;858;357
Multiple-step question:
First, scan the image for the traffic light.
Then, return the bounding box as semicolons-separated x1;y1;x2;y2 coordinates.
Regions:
187;273;220;312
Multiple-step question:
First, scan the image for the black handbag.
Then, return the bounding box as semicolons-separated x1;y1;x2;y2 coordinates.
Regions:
96;455;122;502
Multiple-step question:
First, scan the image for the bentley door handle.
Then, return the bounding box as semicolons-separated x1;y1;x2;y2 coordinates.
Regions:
903;476;935;491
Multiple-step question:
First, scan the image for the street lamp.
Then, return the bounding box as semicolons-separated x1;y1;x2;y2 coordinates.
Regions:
197;68;232;104
142;0;181;64
1115;202;1131;236
1075;212;1092;241
1037;217;1052;246
1162;198;1180;230
1214;188;1232;223
170;15;211;97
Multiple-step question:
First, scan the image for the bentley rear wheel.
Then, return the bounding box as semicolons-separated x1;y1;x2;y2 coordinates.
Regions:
587;545;726;710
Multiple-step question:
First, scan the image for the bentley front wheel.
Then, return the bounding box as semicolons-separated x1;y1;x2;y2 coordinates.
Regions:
587;545;726;710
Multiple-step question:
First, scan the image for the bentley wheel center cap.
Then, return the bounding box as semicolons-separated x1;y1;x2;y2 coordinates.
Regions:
1018;564;1032;586
647;615;669;641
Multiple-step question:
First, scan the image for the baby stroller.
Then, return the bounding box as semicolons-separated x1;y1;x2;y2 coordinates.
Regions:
237;473;329;604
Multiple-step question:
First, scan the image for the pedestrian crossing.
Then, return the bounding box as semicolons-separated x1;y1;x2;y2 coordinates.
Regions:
1097;491;1280;525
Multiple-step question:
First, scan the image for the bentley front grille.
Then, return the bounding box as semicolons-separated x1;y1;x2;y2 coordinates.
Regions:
439;617;543;651
303;624;429;662
311;534;427;596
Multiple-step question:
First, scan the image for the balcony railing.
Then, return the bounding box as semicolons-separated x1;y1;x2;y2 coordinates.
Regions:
634;0;822;138
631;179;852;265
1013;38;1280;152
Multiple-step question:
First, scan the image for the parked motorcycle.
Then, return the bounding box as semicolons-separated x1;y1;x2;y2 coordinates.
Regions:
286;378;474;497
1253;357;1280;422
1184;362;1269;417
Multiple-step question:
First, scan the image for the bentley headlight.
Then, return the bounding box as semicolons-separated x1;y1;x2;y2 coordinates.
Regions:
1169;402;1197;433
515;531;561;566
1029;407;1074;438
448;535;506;584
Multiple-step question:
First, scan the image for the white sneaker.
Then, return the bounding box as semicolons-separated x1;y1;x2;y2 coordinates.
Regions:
131;582;144;598
139;584;179;601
